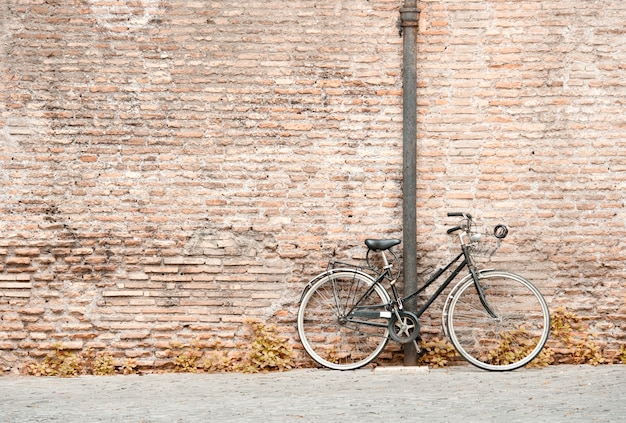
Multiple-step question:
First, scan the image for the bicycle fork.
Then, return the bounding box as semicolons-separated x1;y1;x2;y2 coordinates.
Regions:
453;228;499;320
466;252;498;319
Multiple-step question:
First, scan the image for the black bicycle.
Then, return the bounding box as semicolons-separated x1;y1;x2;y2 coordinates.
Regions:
297;212;550;371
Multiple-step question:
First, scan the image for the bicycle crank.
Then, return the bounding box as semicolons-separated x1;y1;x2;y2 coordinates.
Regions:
388;310;421;344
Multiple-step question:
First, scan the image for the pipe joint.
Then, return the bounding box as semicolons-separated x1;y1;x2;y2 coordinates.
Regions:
399;7;420;27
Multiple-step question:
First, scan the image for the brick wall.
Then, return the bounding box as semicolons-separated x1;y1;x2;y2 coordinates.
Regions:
1;0;625;372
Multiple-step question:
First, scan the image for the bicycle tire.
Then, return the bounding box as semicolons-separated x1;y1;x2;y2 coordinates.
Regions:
444;270;550;371
297;270;390;370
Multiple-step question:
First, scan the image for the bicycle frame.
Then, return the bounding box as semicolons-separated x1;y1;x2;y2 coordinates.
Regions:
349;243;496;327
401;251;468;317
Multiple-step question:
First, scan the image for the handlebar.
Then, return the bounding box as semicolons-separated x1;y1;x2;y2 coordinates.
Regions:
447;212;472;219
446;226;463;234
446;212;472;234
446;212;508;240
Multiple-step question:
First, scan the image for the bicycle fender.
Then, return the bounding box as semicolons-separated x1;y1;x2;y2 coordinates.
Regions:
298;268;377;303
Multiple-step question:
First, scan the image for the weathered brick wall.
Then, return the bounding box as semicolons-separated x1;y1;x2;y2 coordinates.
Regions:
0;0;624;372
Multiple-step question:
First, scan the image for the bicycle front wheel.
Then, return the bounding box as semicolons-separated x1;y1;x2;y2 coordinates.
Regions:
445;271;550;371
297;270;390;370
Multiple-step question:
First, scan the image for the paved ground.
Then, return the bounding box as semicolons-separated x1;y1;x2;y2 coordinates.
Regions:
1;364;624;422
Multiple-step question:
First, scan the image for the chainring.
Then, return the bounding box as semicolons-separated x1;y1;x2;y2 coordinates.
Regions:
388;310;421;344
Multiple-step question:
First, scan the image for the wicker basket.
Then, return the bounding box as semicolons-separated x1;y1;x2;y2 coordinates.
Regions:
467;232;502;258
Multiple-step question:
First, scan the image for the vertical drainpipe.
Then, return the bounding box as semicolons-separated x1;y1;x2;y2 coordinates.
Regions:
400;1;419;366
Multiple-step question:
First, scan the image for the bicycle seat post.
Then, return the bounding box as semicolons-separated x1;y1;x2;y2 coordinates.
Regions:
381;250;398;283
379;249;402;308
381;249;390;269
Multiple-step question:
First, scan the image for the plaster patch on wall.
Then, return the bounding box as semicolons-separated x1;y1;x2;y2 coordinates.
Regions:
0;117;50;151
183;228;269;258
88;0;165;30
0;2;25;42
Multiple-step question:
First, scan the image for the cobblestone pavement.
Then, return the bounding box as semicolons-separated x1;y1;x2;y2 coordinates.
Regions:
1;364;624;422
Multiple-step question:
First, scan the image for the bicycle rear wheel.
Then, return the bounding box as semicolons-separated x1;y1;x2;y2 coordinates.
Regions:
444;270;550;371
297;270;390;370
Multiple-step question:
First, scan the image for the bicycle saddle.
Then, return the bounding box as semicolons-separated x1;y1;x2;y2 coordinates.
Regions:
364;239;401;251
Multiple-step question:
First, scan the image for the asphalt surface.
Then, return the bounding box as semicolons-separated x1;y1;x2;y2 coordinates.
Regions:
1;364;624;422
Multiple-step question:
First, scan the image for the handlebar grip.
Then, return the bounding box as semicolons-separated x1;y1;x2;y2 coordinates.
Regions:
447;212;472;219
447;226;462;234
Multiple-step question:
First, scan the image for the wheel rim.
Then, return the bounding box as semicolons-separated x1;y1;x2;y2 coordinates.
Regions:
446;272;550;371
297;271;390;370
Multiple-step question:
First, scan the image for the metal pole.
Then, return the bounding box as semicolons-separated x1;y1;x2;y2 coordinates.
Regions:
400;1;419;366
